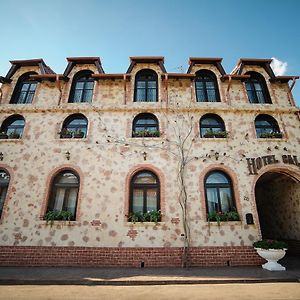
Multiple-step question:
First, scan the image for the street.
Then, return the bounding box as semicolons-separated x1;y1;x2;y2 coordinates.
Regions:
0;283;300;300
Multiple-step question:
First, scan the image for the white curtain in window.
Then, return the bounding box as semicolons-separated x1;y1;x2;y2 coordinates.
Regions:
54;188;65;211
146;188;157;211
65;188;78;215
207;188;218;213
132;189;143;213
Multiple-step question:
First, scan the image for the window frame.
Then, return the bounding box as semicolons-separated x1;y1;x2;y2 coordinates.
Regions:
129;170;160;214
204;170;235;214
195;70;220;102
245;72;272;104
255;114;281;138
10;72;38;104
134;69;158;102
200;114;225;138
68;70;95;103
46;170;80;220
60;114;88;138
132;113;159;137
0;169;10;218
0;114;25;139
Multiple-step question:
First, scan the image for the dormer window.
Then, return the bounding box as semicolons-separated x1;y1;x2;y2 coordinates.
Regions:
69;70;94;103
245;72;271;104
134;69;158;102
10;72;38;104
195;70;220;102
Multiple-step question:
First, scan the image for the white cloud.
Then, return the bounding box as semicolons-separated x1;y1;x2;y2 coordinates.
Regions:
271;57;288;76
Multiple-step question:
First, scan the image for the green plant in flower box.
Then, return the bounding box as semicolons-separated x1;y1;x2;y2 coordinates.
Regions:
253;239;288;250
127;210;161;223
207;210;240;226
44;210;73;226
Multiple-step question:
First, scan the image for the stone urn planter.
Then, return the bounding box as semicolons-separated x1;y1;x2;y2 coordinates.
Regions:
255;248;287;271
253;240;288;271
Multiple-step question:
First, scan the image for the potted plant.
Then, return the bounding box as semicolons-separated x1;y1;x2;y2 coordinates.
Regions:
260;132;282;139
44;210;73;226
272;132;283;138
203;129;215;138
127;210;161;223
253;239;288;271
207;210;240;226
214;131;228;138
8;130;20;139
0;132;8;139
132;130;160;138
73;129;85;138
59;128;73;139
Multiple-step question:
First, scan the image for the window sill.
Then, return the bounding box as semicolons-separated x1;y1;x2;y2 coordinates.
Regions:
127;137;164;140
61;102;92;105
125;221;164;227
38;220;78;226
207;221;242;226
257;138;286;142
56;138;88;142
0;138;23;142
200;137;229;141
130;136;161;139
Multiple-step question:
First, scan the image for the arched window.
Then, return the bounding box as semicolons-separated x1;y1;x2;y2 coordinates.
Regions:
200;114;226;138
245;72;271;104
134;69;158;102
0;115;25;139
10;72;38;104
255;114;282;138
0;170;10;218
205;171;235;214
195;70;220;102
132;113;159;137
68;70;94;103
130;170;160;215
60;114;88;138
47;170;79;220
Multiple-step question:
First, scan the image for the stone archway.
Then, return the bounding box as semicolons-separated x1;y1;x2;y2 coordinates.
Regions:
255;170;300;255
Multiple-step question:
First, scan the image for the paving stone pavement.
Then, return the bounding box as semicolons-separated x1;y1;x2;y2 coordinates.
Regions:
0;255;299;285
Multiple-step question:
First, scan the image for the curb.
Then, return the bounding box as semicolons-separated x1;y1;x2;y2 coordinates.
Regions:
0;278;299;286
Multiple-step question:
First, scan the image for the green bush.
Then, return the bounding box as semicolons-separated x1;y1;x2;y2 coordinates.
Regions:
44;210;73;225
127;210;161;223
207;210;240;225
253;239;288;250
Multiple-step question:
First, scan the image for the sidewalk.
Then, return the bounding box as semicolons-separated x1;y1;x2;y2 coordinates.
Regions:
0;256;299;286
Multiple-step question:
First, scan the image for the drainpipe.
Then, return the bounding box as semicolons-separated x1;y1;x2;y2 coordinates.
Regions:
56;74;62;105
123;74;127;105
226;75;232;105
165;74;168;105
287;77;297;107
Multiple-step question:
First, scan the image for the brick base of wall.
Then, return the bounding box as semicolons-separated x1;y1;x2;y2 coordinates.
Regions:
0;246;264;267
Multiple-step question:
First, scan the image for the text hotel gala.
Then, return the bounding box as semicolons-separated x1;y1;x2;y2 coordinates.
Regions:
0;56;299;267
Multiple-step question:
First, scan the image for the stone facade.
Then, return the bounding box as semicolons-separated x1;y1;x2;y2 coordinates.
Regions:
0;56;299;267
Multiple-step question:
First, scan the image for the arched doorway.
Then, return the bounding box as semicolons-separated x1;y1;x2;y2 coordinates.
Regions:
255;170;300;255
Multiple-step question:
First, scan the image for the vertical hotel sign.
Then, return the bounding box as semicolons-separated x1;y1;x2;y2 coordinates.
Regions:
246;154;300;175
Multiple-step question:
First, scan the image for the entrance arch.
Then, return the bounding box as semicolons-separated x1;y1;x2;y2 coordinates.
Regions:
254;167;300;255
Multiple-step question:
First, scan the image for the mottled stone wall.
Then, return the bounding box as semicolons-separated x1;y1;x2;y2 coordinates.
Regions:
0;60;299;267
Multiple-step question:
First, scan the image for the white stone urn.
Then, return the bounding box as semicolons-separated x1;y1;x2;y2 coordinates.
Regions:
255;248;287;271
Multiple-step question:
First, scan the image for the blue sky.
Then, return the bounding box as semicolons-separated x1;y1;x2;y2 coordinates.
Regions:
1;0;299;105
